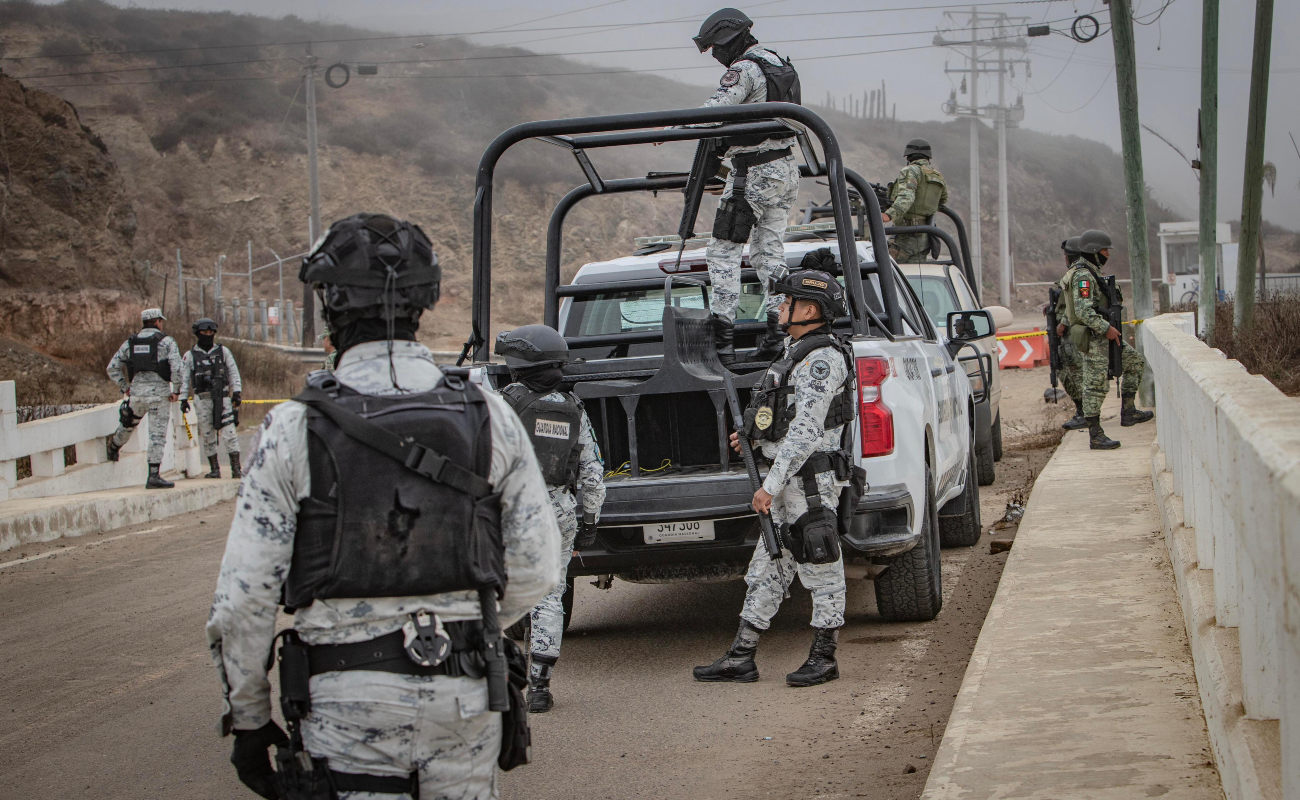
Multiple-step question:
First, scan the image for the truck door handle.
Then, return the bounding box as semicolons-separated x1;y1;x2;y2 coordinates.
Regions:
930;367;943;377
945;364;956;374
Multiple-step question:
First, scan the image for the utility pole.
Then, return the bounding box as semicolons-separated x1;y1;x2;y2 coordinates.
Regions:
176;249;185;318
1197;0;1219;344
1233;0;1274;333
1110;0;1155;404
303;43;322;345
937;10;1028;302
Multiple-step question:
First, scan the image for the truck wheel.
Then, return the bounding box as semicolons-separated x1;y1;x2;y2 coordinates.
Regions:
976;436;996;486
875;465;943;622
939;440;982;547
992;413;1004;462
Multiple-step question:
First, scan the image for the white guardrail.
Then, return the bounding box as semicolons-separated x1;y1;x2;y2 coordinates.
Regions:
1142;313;1297;798
0;380;206;502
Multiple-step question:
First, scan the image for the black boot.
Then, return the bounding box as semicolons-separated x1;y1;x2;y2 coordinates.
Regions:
527;654;557;713
750;311;784;363
205;455;221;479
693;619;760;683
105;437;120;463
1062;398;1088;430
786;627;840;687
1088;417;1121;450
146;463;175;489
229;453;242;479
710;313;736;366
1120;394;1154;427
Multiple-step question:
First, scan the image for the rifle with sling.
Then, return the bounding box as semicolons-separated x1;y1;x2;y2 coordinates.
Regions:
1101;275;1124;398
665;138;723;273
722;371;789;599
1045;287;1063;403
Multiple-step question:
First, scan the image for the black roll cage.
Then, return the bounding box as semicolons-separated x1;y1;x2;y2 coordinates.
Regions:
469;103;902;363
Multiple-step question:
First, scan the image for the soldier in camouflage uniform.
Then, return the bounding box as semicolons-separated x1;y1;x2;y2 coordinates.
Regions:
493;324;605;714
1053;236;1089;431
179;318;243;479
1060;229;1153;451
883;138;949;264
106;307;183;488
694;8;802;364
207;214;561;800
695;268;852;688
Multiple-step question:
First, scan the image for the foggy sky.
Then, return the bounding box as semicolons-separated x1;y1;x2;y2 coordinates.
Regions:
60;0;1300;230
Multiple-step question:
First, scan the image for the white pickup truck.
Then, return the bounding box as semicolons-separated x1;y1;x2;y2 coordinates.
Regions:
462;104;995;623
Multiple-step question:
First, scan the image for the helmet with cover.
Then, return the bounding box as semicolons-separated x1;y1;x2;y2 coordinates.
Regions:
494;324;569;369
192;318;218;335
694;8;754;52
1062;236;1082;258
904;138;932;161
1078;229;1113;255
773;268;849;323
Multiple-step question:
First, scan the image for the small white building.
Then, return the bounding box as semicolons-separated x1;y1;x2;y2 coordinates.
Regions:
1157;221;1238;304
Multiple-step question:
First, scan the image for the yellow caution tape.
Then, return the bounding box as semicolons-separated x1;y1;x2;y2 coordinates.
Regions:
240;399;290;405
995;318;1147;342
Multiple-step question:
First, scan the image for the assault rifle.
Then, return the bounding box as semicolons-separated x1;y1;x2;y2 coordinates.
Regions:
722;371;789;599
1101;275;1124;397
1044;287;1063;403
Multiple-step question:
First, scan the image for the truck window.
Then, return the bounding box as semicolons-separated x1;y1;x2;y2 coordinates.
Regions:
565;281;767;337
906;274;961;330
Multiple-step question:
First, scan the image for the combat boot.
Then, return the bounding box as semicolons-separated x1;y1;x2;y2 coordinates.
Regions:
205;455;221;479
229;453;242;479
146;463;175;489
710;313;736;366
527;654;557;714
693;619;760;683
1087;417;1121;450
1062;398;1088;431
105;437;120;463
1120;394;1154;427
786;627;840;687
750;311;784;363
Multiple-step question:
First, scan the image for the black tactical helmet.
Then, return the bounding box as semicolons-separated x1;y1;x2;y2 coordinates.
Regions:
1061;236;1082;258
694;7;754;52
300;214;439;328
774;268;849;321
1078;229;1113;255
494;324;569;368
904;138;932;160
192;318;218;335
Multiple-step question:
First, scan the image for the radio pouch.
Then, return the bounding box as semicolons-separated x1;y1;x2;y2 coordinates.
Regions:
786;457;843;565
713;196;757;244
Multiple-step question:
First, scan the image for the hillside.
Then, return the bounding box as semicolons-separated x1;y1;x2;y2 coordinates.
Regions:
0;0;1288;363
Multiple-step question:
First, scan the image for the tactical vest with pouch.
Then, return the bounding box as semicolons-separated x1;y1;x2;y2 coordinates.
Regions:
190;345;229;394
743;331;855;444
888;162;946;221
500;384;584;489
285;371;503;610
724;49;801;150
1062;262;1110;354
127;333;171;381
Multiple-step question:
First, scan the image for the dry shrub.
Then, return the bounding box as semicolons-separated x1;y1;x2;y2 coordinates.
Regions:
1207;297;1300;396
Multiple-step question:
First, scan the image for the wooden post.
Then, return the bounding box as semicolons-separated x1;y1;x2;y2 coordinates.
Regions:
1197;0;1219;344
1233;0;1273;333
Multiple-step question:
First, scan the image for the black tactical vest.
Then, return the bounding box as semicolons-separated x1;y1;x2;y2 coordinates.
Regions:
500;383;583;489
127;333;171;381
725;49;801;150
285;374;498;610
744;330;855;443
190;345;228;394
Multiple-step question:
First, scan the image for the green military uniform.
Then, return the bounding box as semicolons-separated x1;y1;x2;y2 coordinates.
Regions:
1054;269;1084;406
1061;259;1146;417
885;157;948;263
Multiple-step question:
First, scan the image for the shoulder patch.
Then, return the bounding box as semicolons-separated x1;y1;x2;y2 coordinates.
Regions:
720;68;741;88
810;359;831;380
1077;277;1091;299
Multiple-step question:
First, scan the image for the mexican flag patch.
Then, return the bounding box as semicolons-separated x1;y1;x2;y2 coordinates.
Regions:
1078;278;1091;298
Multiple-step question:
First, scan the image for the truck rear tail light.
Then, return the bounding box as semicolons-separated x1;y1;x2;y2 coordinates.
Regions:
857;356;894;457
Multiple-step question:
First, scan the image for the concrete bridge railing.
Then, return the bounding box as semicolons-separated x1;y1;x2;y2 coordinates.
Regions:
1143;312;1296;799
0;380;205;503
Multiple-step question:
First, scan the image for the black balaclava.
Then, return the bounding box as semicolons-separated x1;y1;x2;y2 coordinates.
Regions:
331;317;418;360
1082;251;1110;269
713;32;758;67
512;364;565;393
196;332;216;350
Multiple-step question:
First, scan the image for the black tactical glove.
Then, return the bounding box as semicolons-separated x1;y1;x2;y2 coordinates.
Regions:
575;513;599;550
231;391;242;408
180;399;190;414
231;720;288;799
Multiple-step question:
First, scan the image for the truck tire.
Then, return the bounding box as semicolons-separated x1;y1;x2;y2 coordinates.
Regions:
939;439;982;547
875;465;943;622
992;412;1004;462
976;437;996;486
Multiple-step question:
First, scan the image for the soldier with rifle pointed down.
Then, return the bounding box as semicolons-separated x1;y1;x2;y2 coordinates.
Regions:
494;324;606;715
207;213;559;799
696;257;865;687
1059;229;1153;451
179;318;243;479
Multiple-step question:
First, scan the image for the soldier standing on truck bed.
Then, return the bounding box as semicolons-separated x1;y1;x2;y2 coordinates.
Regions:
179;318;243;479
1053;235;1089;431
1059;229;1154;450
494;324;606;714
695;265;859;687
882;138;949;263
105;307;183;488
694;7;802;365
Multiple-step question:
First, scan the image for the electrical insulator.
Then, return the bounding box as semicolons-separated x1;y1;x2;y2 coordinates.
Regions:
960;77;967;94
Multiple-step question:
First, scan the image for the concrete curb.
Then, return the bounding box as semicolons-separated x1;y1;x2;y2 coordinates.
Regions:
0;479;240;552
1152;442;1283;800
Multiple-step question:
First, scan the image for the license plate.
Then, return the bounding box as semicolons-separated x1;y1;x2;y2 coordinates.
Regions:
643;519;716;544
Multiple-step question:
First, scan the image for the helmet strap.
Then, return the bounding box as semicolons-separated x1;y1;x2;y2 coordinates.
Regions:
778;299;828;337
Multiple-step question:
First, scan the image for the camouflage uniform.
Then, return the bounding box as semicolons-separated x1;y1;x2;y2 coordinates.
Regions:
527;396;605;665
741;337;849;631
885;158;949;263
1064;262;1146;417
179;344;242;461
106;328;183;464
207;339;562;799
702;46;801;321
1054;270;1084;404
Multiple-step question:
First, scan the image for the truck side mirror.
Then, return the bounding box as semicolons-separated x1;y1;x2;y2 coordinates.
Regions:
945;309;994;351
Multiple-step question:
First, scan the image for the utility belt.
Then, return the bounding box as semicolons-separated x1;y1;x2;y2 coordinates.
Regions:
301;621;486;679
713;147;793;245
776;450;868;566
